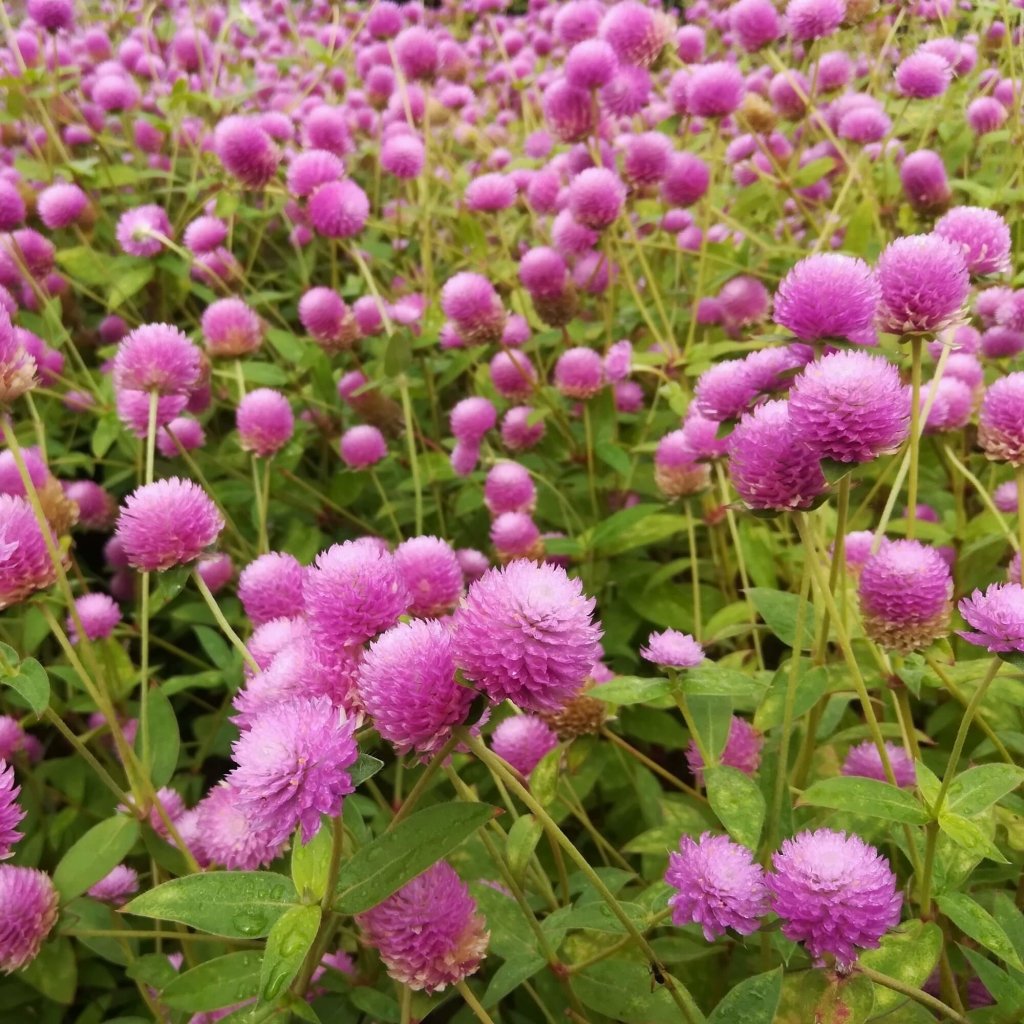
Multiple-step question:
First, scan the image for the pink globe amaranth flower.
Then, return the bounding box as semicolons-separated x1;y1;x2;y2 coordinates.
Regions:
36;183;87;230
876;234;969;336
959;583;1024;652
308;180;370;239
367;0;402;37
556;0;604;45
68;592;121;644
490;715;558;776
451;441;481;477
686;716;763;785
441;273;506;346
452;560;602;714
394;536;463;617
357;861;488;993
457;549;490;585
554;347;604;399
380;134;425;179
156;417;205;459
465;174;517;213
976;287;1014;327
0;182;25;232
687;61;746;118
730;0;781;50
899;149;951;214
694;360;758;422
394;26;438;81
981;326;1024;359
728;400;827;511
565;39;619;90
842;741;916;788
967;97;1007;136
214;116;280;188
979;373;1024;465
769;829;902;966
236;388;293;457
450;396;497;444
358;618;473;759
340;425;387;469
600;1;672;67
789;351;909;463
858;540;952;652
113;323;201;397
718;276;770;333
115;478;223;573
654;431;712;498
641;629;704;669
624;132;673;187
92;75;140;113
228;695;357;846
304;540;409;648
501;406;545;452
895;52;952;99
298;287;359;351
0;866;59;972
201;298;263;357
0;494;60;610
567;168;625;230
233;643;315;729
64;480;114;531
286;149;344;199
519;247;570;301
116;204;171;258
182;216;228;255
786;0;846;40
0;760;24;860
0;311;36;404
774;254;880;344
666;833;770;940
87;864;138;905
922;377;973;433
996;292;1024;334
194;782;286;870
27;0;74;32
197;553;233;595
543;79;597;143
485;463;536;517
933;206;1012;277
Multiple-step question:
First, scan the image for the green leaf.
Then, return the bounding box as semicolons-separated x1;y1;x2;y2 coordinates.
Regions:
259;904;321;1003
194;625;233;671
746;587;815;650
266;328;306;362
506;814;543;884
334;803;494;913
53;815;140;901
682;664;768;701
21;937;77;1005
588;504;663;555
936;892;1024;971
793;157;834;187
704;765;765;848
108;264;154;308
707;968;782;1024
754;665;829;731
938;811;1008;863
483;954;545;1007
575;960;700;1024
590;675;671;705
945;764;1024;816
530;744;561;807
687;695;732;761
134;685;179;788
799;776;930;824
595;440;631;476
859;921;942;1017
161;952;263;1012
123;872;298;938
351;753;385;787
383;332;412;376
4;657;50;715
291;822;333;902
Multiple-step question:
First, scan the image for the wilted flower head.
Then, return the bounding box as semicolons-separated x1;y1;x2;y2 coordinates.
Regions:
959;583;1024;652
640;629;704;669
490;715;559;776
979;373;1024;465
876;234;969;335
842;741;916;788
0;866;59;972
774;254;879;343
933;207;1011;277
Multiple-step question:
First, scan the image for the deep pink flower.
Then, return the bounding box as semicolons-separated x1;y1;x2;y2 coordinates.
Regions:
959;583;1024;652
68;592;121;643
0;761;24;860
774;254;879;343
236;388;293;457
979;373;1024;465
201;298;263;357
214;116;280;188
842;741;916;788
876;234;969;335
308;180;370;239
194;782;286;870
113;323;201;397
394;536;463;617
87;865;139;905
0;494;60;609
490;715;559;776
933;206;1012;277
0;866;59;972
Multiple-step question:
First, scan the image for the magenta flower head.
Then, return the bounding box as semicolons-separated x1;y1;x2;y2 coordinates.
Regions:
0;311;37;404
922;377;974;434
238;552;306;626
666;833;770;940
641;629;704;669
465;174;517;213
769;829;902;966
0;760;24;859
501;406;545;452
774;254;880;343
441;273;506;346
340;425;387;469
933;206;1012;277
357;861;488;993
895;52;952;99
358;618;473;759
785;0;845;41
489;713;560;779
394;536;463;618
0;494;60;610
452;560;602;713
858;539;952;652
959;583;1024;652
304;540;409;648
286;149;344;198
381;134;426;179
520;248;576;328
842;741;916;788
214;116;280;188
116;204;171;258
228;696;357;845
198;553;234;595
309;180;370;239
900;149;951;214
694;360;758;422
730;0;781;51
115;478;224;572
87;865;138;906
567;168;625;230
490;512;542;561
36;183;88;230
394;26;438;81
201;298;263;357
979;373;1024;465
654;431;712;498
565;39;619;90
183;215;227;255
113;323;201;397
789;351;909;463
450;396;497;445
967;97;1008;136
600;1;672;66
236;388;293;457
728;400;826;511
687;716;763;785
298;287;359;351
195;781;285;870
876;234;969;335
157;417;205;459
554;347;604;399
543;79;597;143
68;592;121;644
687;62;746;119
27;0;74;32
485;463;536;517
623;132;673;187
0;866;59;972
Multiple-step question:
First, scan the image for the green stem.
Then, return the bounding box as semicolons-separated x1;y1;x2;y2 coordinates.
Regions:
251;458;268;554
581;402;599;519
389;735;459;828
906;337;923;538
43;708;128;804
192;569;261;674
397;375;424;536
456;979;498;1024
369;467;403;544
858;966;969;1024
686;499;702;642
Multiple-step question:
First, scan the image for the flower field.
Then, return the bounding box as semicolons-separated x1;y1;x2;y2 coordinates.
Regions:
2;0;1024;1021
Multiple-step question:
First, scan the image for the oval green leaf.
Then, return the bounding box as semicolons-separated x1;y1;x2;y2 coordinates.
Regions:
54;815;140;901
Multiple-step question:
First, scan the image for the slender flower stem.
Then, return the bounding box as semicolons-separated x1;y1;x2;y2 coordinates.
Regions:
389;735;459;828
581;402;599;519
456;979;498;1024
369;467;403;543
43;708;128;804
858;966;969;1024
398;375;424;536
906;337;924;539
192;569;262;674
293;815;345;997
686;499;702;641
252;457;269;554
600;728;703;800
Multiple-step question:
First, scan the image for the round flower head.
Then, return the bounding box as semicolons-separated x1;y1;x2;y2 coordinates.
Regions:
769;829;902;966
686;716;763;785
502;406;545;452
490;715;558;776
922;377;974;433
116;204;171;258
68;592;121;643
789;351;909;463
554;347;604;399
195;782;287;870
900;149;951;214
358;619;474;758
731;0;781;51
0;494;60;610
858;539;952;652
842;740;916;788
654;431;711;498
641;629;704;669
687;62;746;119
542;79;597;143
981;326;1024;360
933;206;1012;277
214;116;280;188
36;183;87;230
197;553;233;595
286;149;344;198
394;536;463;617
0;760;24;859
519;247;570;301
298;287;359;351
895;52;952;99
357;862;488;993
728;401;826;511
565;39;619;90
694;360;758;422
0;866;59;972
0;181;25;232
340;425;387;469
786;0;846;41
27;0;74;32
490;512;542;561
64;480;114;530
567;168;625;230
113;323;201;397
452;560;602;714
115;478;223;572
450;396;498;444
979;373;1024;465
666;833;770;940
876;234;969;335
967;97;1007;136
237;388;293;457
599;1;671;67
308;180;370;239
228;696;357;846
201;298;263;357
183;215;227;255
87;865;138;905
623;133;672;187
157;417;204;459
441;273;506;345
995;480;1019;514
304;540;409;648
394;26;438;81
556;0;604;44
0;311;37;404
774;254;880;344
485;463;536;517
465;174;517;213
959;583;1024;652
